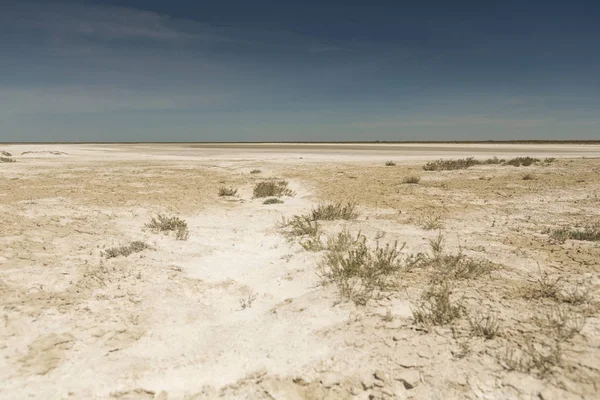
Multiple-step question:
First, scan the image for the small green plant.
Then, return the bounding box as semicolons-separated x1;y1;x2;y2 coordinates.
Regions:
412;282;463;326
145;214;190;240
218;186;238;196
253;180;295;198
310;202;358;221
263;198;284;205
385;160;396;166
250;169;262;174
402;175;421;184
103;241;149;258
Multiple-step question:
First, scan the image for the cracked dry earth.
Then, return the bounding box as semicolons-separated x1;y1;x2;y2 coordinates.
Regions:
1;144;599;400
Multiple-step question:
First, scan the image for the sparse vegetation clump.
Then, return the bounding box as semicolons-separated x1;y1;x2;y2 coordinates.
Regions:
145;214;190;240
423;157;480;171
402;175;421;184
318;234;405;304
522;173;535;180
501;341;563;377
250;169;261;174
418;215;443;230
310;202;358;221
1;154;16;163
483;156;505;165
545;222;600;242
103;241;149;258
505;156;539;167
469;312;501;339
218;186;238;196
385;160;396;166
263;198;284;205
412;282;464;326
253;180;295;198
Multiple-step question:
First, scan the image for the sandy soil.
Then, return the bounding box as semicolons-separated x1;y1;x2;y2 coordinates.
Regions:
1;144;599;399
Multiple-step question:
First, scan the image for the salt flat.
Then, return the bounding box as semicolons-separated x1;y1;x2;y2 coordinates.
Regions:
1;144;599;399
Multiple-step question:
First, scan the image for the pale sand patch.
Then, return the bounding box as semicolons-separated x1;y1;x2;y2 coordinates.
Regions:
1;144;599;399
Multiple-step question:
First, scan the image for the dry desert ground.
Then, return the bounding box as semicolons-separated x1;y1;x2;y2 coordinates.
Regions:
1;143;600;399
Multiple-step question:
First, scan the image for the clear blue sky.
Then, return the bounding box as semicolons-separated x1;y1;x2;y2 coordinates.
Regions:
1;0;599;141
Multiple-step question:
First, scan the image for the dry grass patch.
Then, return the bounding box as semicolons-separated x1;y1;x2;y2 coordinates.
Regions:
250;169;261;174
318;235;405;304
505;156;539;167
418;215;444;230
412;282;464;326
218;186;238;196
253;180;295;198
103;241;149;258
310;202;359;221
423;157;480;171
385;160;396;166
145;214;190;241
1;156;16;163
402;175;421;184
522;173;535;180
263;198;284;205
546;222;600;242
469;312;501;339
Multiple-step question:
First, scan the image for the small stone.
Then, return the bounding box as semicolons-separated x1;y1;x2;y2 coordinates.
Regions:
396;370;420;389
374;370;390;382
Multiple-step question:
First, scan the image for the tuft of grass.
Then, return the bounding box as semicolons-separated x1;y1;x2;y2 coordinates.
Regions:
418;215;444;230
318;236;405;305
412;282;464;326
310;202;359;221
423;157;479;171
402;175;421;184
253;180;295;198
1;151;12;157
1;156;16;163
250;169;261;174
281;215;320;237
501;340;562;377
104;241;149;258
524;272;563;300
505;156;539;167
385;160;396;166
145;214;190;240
469;312;501;339
543;306;586;340
218;186;238;197
522;173;535;180
325;229;364;253
543;157;557;164
483;156;505;165
263;198;284;205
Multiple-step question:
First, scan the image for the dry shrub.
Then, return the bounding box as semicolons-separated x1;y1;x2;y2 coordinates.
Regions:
318;235;405;305
469;312;501;339
0;156;16;163
423;157;480;171
310;202;358;221
412;282;464;326
218;186;238;196
385;160;396;166
253;180;295;198
402;175;421;184
104;241;149;258
505;156;539;167
145;214;190;240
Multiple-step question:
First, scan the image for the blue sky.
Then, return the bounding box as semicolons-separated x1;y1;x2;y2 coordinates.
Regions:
1;0;599;141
